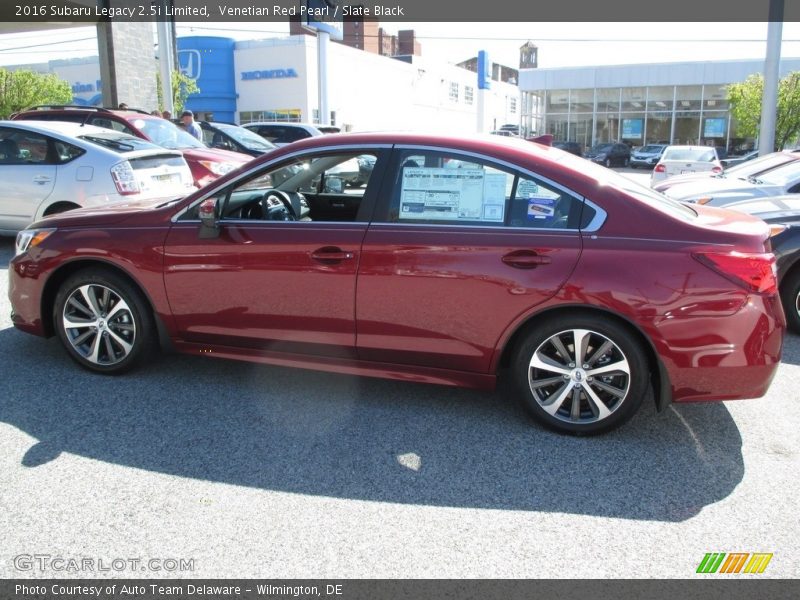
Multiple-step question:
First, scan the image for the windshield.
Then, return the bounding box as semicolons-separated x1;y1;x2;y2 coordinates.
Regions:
662;147;716;162
590;144;613;153
753;159;800;186
79;132;163;153
216;124;276;150
639;145;664;153
553;150;697;219
135;118;206;150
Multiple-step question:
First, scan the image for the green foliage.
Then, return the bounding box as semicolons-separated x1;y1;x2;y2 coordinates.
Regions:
0;68;73;119
728;72;800;150
156;70;200;114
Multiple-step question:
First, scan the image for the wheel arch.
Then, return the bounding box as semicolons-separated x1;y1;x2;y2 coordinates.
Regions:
496;304;672;411
42;201;81;217
41;258;172;351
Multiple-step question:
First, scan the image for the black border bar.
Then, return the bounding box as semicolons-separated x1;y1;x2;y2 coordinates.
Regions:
3;579;800;600
3;0;800;23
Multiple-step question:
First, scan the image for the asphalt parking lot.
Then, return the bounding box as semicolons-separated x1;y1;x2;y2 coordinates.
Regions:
1;198;799;578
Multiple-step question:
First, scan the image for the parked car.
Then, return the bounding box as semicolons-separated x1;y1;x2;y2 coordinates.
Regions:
12;106;251;187
721;149;759;169
490;130;519;137
585;142;630;167
243;122;324;146
721;195;800;333
629;144;667;169
652;150;800;193
552;141;583;157
196;120;277;157
0;120;194;235
664;157;800;206
9;133;784;435
650;145;722;186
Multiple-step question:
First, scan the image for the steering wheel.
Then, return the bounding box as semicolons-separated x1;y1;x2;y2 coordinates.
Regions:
259;189;297;221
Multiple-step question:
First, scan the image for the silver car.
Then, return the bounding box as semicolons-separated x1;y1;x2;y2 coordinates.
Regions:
0;120;195;235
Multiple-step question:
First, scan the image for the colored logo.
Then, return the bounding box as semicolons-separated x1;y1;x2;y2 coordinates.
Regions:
696;552;773;574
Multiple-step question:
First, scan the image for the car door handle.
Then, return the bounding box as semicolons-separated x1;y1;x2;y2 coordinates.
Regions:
33;175;52;185
502;251;552;269
310;247;354;263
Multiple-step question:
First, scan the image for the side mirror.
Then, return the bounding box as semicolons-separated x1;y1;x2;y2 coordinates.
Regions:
198;197;220;239
325;176;344;194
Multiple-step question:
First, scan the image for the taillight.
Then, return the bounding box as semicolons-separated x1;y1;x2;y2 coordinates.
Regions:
654;164;665;172
693;251;778;294
711;166;722;173
110;161;140;195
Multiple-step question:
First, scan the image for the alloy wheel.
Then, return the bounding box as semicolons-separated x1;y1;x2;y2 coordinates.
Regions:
527;328;630;425
61;284;137;366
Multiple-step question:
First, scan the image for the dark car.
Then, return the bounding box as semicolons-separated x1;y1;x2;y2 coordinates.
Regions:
722;195;800;332
197;121;277;158
12;105;251;187
10;133;784;435
585;142;631;167
552;141;583;157
630;144;667;169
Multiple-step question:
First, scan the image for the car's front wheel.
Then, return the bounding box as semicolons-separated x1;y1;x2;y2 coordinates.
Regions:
512;315;649;435
54;269;156;374
604;157;612;168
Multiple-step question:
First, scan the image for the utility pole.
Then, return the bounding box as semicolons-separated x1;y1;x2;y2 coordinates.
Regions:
759;0;784;154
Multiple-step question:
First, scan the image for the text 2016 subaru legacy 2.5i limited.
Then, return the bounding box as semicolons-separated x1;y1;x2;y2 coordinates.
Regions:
8;133;785;435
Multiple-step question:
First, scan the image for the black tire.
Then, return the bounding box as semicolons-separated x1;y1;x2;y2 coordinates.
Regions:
53;268;157;374
511;314;649;435
780;268;800;334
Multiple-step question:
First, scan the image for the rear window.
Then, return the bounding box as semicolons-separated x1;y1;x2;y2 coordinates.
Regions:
754;159;800;186
663;147;716;162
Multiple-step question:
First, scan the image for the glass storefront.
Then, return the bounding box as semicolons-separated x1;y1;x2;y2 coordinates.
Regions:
522;83;754;153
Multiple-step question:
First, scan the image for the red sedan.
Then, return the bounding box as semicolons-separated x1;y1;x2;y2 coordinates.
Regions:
8;133;785;435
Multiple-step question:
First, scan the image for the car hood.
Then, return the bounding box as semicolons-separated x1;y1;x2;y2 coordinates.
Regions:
665;177;777;201
30;196;180;230
179;146;252;163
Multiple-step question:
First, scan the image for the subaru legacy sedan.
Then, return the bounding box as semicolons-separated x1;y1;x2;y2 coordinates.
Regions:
9;133;785;435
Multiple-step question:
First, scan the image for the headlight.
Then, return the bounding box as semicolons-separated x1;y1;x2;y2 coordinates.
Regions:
200;160;239;177
15;228;56;256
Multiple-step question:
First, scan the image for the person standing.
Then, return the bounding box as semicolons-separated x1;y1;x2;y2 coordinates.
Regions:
181;110;202;140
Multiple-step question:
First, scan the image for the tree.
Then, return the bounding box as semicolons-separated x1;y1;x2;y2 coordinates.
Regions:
728;72;800;151
156;70;200;114
0;68;72;119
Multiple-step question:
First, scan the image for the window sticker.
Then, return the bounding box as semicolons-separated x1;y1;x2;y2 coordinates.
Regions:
527;196;556;220
399;167;504;222
517;179;539;197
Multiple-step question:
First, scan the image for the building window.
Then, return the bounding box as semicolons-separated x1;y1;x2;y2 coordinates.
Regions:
465;85;474;105
509;97;517;114
449;82;459;102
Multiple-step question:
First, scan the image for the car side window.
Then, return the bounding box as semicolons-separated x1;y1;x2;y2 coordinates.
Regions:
180;150;380;223
53;140;85;163
0;127;53;165
89;116;134;135
383;149;583;229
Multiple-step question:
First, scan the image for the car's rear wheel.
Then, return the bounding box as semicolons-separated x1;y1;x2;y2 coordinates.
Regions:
512;315;649;435
54;269;156;374
780;268;800;334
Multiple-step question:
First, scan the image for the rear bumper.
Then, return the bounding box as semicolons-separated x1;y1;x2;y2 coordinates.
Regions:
646;294;785;402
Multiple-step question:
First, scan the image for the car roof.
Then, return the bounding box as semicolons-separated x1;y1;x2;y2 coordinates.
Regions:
2;119;133;138
244;122;323;133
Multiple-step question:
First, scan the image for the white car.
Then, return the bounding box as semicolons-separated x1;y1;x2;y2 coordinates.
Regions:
242;122;324;147
650;145;722;187
664;158;800;206
0;120;196;234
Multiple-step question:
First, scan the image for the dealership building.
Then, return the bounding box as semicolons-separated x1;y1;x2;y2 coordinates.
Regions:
518;58;800;151
9;31;521;135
